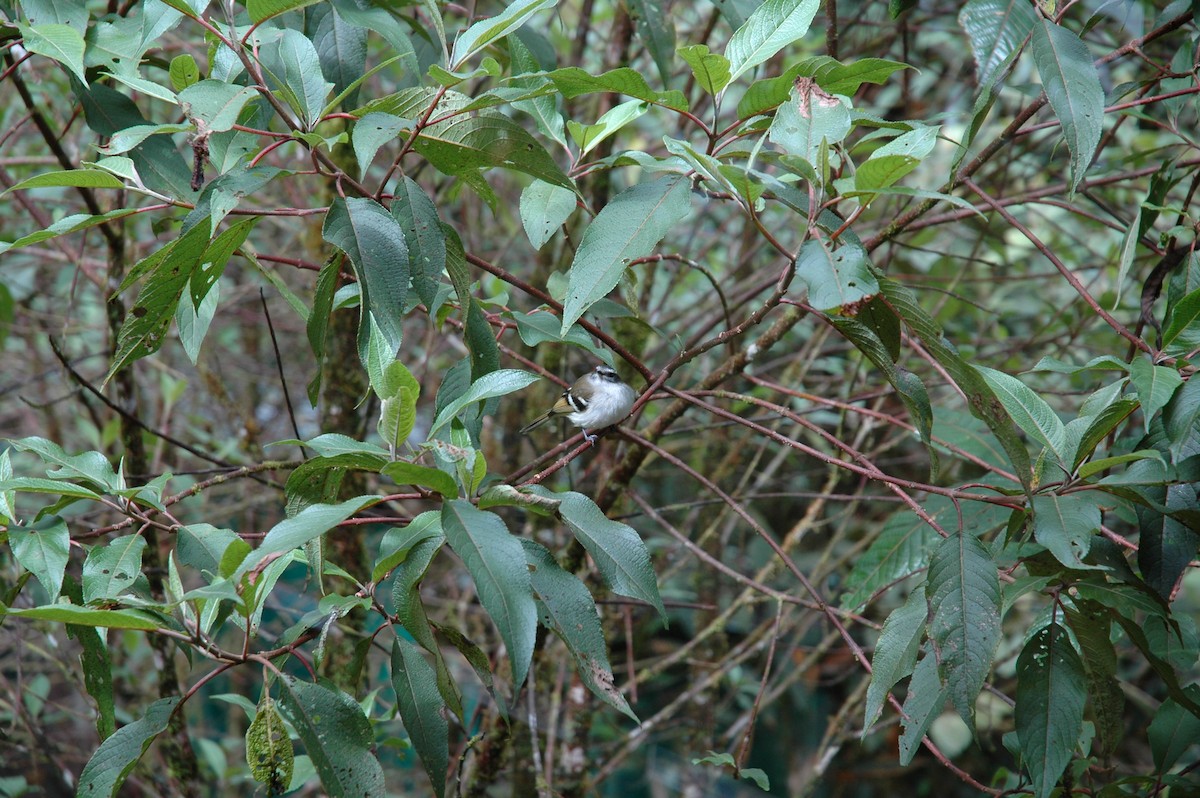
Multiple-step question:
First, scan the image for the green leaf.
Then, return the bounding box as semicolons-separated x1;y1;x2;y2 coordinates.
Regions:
926;531;1001;729
522;540;636;720
0;602;163;630
725;0;821;85
105;221;213;384
390;177;446;309
311;4;367;107
567;99;649;156
322;197;410;362
440;500;538;687
8;516;70;600
246;694;293;795
1031;493;1104;570
380;461;458;498
449;0;556;69
795;239;880;311
628;0;675;86
69;624;115;739
508;36;567;146
1137;484;1199;600
168;54;200;91
863;587;926;735
975;365;1068;466
276;676;385;798
76;697;180;798
542;488;666;621
390;638;449;795
377;388;418;450
560;175;691;333
190;217;256;308
18;23;88;85
0;207;141;256
372;512;443;583
1030;19;1104;194
543;66;689;111
1163;376;1200;462
1162;285;1200;356
428;369;539;436
1148;688;1200;772
520;179;577;250
95;123;191;157
1;168;125;196
175;278;219;364
1015;623;1086;798
677;44;731;95
767;78;851;168
898;649;948;766
958;0;1037;86
233;496;378;581
82;535;146;604
854;154;919;193
260;29;334;129
177;81;258;133
1128;357;1181;433
247;0;326;22
736;57;907;119
840;494;977;610
352;112;411;179
416;110;576;192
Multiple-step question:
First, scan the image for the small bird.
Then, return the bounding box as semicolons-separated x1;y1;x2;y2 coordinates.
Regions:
520;365;637;442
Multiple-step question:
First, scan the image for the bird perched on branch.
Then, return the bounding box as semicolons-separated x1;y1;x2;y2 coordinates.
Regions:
520;365;637;442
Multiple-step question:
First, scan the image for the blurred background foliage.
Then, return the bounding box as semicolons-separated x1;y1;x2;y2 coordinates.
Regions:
1;0;1199;796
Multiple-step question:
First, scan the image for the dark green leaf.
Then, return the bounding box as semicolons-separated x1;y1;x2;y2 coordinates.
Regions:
522;540;636;720
863;587;926;735
0;602;163;630
105;221;214;383
1148;687;1200;772
233;496;378;581
927;531;1001;729
1030;19;1104;194
390;177;446;309
544;66;689;111
380;461;458;498
1031;493;1103;570
1015;623;1086;798
390;638;449;795
542;489;666;621
322;197;410;362
561;175;691;332
69;624;116;740
276;676;385;797
77;697;180;798
441;500;537;687
373;512;443;583
1137;484;1199;599
310;3;367;107
898;649;947;766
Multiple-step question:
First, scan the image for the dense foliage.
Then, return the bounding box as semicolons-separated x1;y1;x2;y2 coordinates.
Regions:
1;0;1199;796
